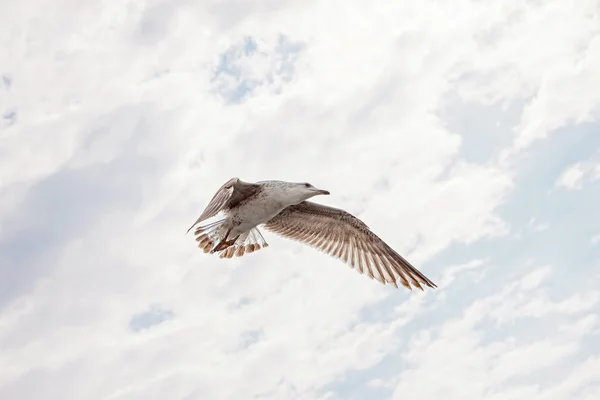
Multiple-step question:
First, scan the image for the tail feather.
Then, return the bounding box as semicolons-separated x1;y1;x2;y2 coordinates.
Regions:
194;219;228;253
192;220;268;259
217;228;269;259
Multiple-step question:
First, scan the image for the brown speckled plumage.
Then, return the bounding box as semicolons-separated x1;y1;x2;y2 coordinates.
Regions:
264;201;436;290
186;178;262;233
188;177;436;290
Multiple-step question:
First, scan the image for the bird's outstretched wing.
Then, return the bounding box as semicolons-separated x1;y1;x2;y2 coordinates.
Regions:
186;177;260;233
263;201;436;290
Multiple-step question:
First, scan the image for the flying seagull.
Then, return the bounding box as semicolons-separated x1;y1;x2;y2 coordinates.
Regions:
187;177;436;290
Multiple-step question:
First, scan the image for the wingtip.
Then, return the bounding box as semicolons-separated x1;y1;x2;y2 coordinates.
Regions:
186;220;199;234
398;280;412;290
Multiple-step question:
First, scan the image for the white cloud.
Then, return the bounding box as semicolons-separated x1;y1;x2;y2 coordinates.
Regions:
556;160;600;190
528;217;550;232
556;163;586;189
391;267;600;400
1;0;599;399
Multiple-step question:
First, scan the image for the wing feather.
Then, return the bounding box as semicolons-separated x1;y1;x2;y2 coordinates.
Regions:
263;201;436;290
186;178;238;233
187;177;261;233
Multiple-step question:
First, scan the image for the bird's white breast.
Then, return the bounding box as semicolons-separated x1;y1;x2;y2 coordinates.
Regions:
232;194;287;232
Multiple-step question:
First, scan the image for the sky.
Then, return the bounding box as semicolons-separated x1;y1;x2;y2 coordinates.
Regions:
1;0;600;399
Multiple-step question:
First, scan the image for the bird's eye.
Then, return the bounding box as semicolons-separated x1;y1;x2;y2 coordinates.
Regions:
304;183;311;188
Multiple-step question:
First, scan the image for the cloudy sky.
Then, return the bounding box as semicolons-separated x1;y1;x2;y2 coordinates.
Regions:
1;0;600;399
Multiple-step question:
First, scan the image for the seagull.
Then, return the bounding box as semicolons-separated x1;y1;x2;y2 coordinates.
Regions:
187;177;436;290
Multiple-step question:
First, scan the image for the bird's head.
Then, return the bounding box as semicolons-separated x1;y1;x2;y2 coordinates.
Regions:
278;181;330;205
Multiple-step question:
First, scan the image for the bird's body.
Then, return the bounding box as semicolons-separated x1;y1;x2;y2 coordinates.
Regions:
187;177;436;290
231;181;304;230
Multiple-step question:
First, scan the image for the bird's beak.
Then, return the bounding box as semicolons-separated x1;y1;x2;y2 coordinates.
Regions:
316;188;330;195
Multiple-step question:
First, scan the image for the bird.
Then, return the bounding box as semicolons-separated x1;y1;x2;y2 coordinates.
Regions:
187;177;436;290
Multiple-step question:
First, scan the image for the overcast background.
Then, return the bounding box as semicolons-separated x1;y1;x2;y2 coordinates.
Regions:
1;0;600;399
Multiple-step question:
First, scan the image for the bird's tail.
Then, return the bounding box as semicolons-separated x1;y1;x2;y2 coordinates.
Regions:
193;221;268;258
216;228;269;259
193;219;229;253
